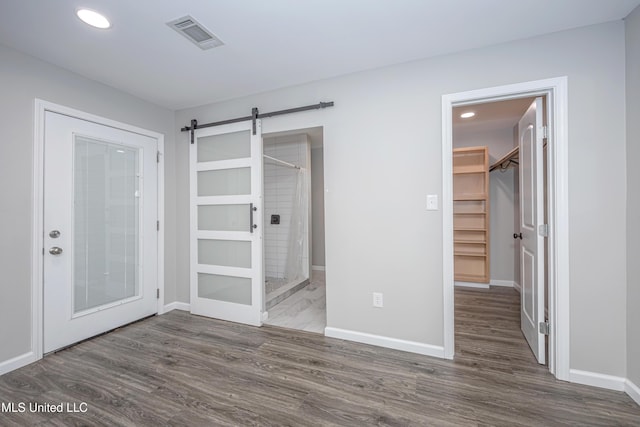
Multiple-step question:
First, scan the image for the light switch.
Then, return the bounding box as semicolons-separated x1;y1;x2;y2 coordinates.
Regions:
427;195;438;210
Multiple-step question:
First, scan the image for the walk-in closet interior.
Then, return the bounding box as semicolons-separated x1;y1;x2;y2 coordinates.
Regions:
452;97;549;362
453;97;537;289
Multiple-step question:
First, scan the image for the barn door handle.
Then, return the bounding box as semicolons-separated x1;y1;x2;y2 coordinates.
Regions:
513;233;522;239
249;203;258;233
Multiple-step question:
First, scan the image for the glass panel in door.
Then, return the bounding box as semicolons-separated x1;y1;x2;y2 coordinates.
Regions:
73;136;140;314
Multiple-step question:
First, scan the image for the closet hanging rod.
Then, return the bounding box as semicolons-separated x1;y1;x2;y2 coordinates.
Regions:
489;146;519;172
264;155;301;170
181;101;334;143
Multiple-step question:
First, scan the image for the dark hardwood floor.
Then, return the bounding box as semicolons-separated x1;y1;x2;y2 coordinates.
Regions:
1;287;639;426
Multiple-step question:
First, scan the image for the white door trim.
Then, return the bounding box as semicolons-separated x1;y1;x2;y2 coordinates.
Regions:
441;77;570;381
32;99;165;362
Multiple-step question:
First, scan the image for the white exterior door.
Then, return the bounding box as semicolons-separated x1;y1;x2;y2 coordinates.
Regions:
518;97;546;364
43;111;158;353
189;120;263;326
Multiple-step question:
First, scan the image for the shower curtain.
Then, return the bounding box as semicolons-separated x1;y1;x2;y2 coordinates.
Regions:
284;168;307;283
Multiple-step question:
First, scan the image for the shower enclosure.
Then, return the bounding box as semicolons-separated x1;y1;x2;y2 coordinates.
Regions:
263;134;311;311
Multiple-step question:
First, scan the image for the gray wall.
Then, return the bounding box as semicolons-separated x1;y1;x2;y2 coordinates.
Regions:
453;126;516;283
0;44;176;364
175;22;628;376
311;148;326;267
626;4;640;388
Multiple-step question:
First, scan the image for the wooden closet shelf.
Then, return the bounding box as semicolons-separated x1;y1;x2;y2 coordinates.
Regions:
454;252;486;257
453;169;485;175
455;274;489;283
453;145;489;282
454;194;487;201
453;212;486;215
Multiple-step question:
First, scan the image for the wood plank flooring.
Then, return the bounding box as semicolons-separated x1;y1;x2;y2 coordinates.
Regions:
0;287;639;426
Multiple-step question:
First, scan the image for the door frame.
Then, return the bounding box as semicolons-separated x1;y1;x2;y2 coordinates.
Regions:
31;99;165;361
261;129;315;318
441;77;569;381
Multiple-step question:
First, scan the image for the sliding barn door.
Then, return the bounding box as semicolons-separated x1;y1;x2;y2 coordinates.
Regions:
189;121;264;326
518;97;546;364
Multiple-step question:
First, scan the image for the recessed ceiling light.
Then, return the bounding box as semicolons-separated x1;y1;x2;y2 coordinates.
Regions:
76;9;111;29
460;112;475;119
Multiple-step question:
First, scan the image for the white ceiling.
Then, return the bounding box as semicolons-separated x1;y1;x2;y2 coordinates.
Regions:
453;97;536;133
1;0;638;110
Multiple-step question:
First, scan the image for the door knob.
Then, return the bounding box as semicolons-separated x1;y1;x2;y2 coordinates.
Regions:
49;247;63;255
513;233;522;239
49;230;61;238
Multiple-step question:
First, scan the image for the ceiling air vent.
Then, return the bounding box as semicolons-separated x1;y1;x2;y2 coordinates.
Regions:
167;15;224;50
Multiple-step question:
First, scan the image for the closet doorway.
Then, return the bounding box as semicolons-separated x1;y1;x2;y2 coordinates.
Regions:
262;127;326;334
452;96;549;365
442;77;570;380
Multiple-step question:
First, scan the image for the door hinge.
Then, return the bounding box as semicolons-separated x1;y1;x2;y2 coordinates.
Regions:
157;289;160;299
539;321;550;336
542;125;548;140
538;224;548;237
157;151;160;163
157;220;160;231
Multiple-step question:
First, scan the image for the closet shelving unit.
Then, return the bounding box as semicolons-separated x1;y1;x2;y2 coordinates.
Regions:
453;146;490;283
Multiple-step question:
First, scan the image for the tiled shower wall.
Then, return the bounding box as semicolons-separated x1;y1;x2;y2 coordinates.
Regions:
263;134;310;280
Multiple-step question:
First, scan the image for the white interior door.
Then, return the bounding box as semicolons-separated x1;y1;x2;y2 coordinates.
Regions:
43;111;158;353
518;97;546;364
189;120;263;326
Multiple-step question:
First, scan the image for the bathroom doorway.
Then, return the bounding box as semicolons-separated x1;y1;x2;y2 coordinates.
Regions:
262;127;326;333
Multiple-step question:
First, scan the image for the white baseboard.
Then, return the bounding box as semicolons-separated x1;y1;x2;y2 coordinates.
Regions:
455;281;489;289
311;265;325;271
0;351;38;376
513;281;522;293
324;327;444;358
625;378;640;406
569;369;626;391
490;279;515;287
162;302;191;313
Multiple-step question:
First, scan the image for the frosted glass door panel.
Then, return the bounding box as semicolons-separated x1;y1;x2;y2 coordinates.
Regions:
198;168;251;196
197;130;251;162
198;239;251;268
73;136;140;313
198;273;252;305
198;204;250;231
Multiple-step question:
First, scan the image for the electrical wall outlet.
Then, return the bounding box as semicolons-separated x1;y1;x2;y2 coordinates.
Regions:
373;292;383;308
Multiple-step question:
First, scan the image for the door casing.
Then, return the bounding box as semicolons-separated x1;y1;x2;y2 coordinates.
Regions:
441;77;569;381
31;99;165;362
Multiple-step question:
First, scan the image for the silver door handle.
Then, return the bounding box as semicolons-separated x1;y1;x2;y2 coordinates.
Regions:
49;247;63;255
